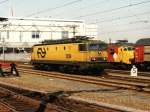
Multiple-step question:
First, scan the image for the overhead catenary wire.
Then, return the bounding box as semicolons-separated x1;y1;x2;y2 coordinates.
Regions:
76;0;110;10
26;0;83;17
97;20;149;31
52;0;110;18
73;0;150;19
99;26;150;35
90;11;150;24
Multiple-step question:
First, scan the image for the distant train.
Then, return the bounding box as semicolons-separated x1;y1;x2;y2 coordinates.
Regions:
135;38;150;70
31;36;136;73
108;38;150;70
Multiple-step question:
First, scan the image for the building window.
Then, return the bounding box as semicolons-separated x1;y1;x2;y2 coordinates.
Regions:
62;31;68;39
32;31;40;39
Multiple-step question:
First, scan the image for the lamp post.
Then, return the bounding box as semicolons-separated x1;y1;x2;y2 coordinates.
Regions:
2;38;5;62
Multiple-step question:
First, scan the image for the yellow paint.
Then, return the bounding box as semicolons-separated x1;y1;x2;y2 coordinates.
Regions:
31;43;106;62
116;46;134;64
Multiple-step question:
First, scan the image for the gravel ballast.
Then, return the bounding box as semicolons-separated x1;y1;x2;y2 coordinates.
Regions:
0;73;150;111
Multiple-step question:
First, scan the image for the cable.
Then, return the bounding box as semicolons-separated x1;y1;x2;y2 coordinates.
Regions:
99;26;150;35
0;0;8;5
26;0;83;17
90;11;150;24
77;0;109;10
52;0;110;17
73;0;150;19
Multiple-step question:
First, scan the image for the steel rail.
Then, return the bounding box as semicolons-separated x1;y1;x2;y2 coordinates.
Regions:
18;67;150;92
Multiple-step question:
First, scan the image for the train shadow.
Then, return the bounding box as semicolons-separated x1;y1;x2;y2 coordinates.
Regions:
56;68;107;77
35;87;121;112
39;68;108;77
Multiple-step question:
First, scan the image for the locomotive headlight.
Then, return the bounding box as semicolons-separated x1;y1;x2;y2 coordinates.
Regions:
103;57;106;60
91;57;97;61
98;51;101;54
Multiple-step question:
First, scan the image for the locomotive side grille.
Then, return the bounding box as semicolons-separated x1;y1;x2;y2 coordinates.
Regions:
144;46;150;61
144;46;150;53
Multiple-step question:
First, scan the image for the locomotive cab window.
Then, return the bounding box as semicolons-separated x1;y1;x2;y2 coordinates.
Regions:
99;44;107;50
128;47;134;51
89;44;99;51
110;49;115;55
89;43;107;51
124;48;127;51
79;44;87;51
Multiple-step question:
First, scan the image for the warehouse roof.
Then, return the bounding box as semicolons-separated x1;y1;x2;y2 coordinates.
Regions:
0;17;8;21
0;16;83;23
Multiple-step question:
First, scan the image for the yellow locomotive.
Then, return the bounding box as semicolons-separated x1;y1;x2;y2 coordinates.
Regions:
107;45;135;64
31;37;135;73
31;37;107;73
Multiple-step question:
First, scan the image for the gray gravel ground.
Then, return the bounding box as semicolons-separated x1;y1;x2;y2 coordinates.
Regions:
0;73;150;111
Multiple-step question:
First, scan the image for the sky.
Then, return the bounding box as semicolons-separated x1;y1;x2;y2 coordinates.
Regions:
0;0;150;43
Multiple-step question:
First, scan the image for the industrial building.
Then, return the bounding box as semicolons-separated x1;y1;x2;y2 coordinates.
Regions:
0;17;97;49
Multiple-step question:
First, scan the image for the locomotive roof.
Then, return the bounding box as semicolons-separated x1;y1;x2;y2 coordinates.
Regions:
113;42;134;46
34;36;106;46
136;38;150;45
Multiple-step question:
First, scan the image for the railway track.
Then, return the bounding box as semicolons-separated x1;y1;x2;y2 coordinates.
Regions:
0;102;13;112
0;85;74;112
0;82;133;112
0;86;40;112
18;63;150;77
17;66;150;92
0;84;76;112
1;63;150;111
105;69;150;77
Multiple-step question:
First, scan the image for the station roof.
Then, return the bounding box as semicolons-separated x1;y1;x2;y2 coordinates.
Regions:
0;16;83;23
0;17;8;21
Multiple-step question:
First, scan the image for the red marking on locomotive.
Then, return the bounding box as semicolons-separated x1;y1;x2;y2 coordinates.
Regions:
107;45;118;62
135;45;144;63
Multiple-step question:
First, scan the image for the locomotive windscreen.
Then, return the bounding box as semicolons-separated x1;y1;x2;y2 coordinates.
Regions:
89;43;107;51
79;43;107;51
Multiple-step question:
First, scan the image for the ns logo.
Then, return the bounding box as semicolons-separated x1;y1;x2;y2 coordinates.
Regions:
37;47;47;58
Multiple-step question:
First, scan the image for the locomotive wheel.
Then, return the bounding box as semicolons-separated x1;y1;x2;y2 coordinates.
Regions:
33;64;42;70
146;65;150;71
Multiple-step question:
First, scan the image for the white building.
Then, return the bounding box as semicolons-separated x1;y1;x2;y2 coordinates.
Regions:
0;17;97;48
